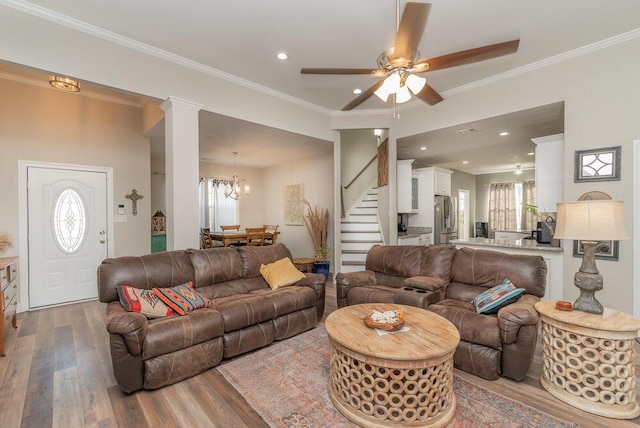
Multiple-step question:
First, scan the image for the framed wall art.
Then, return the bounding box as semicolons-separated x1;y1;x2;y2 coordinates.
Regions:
377;138;388;187
284;183;304;225
573;239;619;261
574;146;621;182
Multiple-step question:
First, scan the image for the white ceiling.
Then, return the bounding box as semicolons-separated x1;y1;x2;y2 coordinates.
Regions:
3;0;638;169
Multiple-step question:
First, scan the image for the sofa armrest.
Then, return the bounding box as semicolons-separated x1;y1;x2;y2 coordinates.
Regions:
404;276;446;291
497;294;540;344
295;272;326;299
335;270;377;299
105;301;148;356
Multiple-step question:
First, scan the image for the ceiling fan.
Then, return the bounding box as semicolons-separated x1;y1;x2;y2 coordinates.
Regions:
301;2;520;111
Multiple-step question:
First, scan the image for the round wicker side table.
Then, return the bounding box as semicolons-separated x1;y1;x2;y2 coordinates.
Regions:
536;300;640;419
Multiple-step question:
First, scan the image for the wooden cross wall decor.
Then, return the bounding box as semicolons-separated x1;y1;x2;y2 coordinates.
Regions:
125;189;144;216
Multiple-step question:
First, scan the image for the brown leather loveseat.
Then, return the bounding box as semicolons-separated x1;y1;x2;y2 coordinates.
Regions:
335;245;547;381
98;244;325;393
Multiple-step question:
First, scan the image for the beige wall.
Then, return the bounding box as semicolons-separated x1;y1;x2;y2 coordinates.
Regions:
396;39;640;312
341;129;377;213
262;153;335;263
0;78;152;258
151;152;335;261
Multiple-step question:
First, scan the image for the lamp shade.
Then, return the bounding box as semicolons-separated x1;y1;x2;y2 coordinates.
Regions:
554;200;629;241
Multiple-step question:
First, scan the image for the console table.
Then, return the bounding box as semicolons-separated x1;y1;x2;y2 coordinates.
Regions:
536;300;640;419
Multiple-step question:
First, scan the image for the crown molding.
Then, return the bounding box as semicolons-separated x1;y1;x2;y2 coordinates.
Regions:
440;28;640;99
1;0;332;116
3;0;638;117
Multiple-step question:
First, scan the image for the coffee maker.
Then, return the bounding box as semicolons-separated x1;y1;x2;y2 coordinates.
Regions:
536;217;556;244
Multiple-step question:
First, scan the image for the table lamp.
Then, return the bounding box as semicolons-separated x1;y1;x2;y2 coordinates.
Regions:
554;200;629;314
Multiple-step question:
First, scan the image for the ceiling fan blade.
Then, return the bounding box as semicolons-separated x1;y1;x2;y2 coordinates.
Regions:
301;68;379;75
342;80;384;111
393;2;431;61
414;82;443;106
414;40;520;71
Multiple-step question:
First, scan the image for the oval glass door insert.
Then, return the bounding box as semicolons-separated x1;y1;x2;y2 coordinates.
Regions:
53;188;87;254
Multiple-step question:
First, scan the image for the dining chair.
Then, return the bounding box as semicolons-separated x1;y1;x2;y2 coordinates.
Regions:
263;224;279;245
245;227;267;246
200;228;213;249
220;225;241;231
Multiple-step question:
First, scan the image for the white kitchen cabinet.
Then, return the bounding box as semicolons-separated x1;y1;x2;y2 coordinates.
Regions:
494;231;530;241
408;167;453;230
398;236;420;245
532;134;564;213
434;169;452;196
397;159;415;213
418;233;432;245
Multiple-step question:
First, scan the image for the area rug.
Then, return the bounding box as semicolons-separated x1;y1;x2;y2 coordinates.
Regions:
217;327;577;428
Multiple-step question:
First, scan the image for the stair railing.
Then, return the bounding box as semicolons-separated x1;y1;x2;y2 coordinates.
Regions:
341;154;377;218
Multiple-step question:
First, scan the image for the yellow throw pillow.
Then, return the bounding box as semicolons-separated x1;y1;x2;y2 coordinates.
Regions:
260;257;305;290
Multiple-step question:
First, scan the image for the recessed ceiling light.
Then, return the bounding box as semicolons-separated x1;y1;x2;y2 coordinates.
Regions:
419;146;427;151
276;52;289;60
499;131;510;136
353;88;362;94
527;152;535;156
462;161;469;165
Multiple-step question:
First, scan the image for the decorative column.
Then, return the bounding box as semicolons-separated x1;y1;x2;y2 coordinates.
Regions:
160;97;203;250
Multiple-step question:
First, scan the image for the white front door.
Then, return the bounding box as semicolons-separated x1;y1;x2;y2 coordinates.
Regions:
28;167;108;308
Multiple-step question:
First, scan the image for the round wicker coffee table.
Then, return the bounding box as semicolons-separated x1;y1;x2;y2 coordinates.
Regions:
325;303;460;427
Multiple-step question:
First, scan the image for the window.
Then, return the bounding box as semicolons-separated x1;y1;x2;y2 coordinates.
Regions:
199;178;238;231
53;188;87;254
489;181;536;233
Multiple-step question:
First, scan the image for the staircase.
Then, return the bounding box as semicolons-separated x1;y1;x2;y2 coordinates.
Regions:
340;187;384;274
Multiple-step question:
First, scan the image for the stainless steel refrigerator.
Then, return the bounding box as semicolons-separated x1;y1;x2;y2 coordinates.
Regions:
434;195;457;244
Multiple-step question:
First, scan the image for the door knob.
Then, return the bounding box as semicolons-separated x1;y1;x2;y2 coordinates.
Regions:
100;239;106;244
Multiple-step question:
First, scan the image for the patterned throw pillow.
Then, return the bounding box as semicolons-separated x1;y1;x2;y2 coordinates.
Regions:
260;257;305;290
153;282;212;316
117;285;175;318
472;279;525;314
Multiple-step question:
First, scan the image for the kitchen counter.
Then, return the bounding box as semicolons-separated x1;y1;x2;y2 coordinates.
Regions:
451;237;562;252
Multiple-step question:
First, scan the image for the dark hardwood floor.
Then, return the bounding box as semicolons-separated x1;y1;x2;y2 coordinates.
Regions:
1;282;639;427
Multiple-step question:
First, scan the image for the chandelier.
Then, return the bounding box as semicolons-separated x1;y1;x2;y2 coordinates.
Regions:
224;152;250;200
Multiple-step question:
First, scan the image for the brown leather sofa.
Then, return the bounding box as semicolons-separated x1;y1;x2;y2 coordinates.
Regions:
98;244;325;393
335;245;547;381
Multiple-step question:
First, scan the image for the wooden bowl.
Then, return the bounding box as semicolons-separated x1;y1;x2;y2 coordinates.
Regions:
364;315;405;331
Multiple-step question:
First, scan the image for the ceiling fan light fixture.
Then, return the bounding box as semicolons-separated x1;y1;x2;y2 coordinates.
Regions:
374;86;391;102
395;85;412;104
405;73;426;94
374;72;402;101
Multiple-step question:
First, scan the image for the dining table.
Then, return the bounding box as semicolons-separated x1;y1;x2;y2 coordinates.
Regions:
209;230;279;247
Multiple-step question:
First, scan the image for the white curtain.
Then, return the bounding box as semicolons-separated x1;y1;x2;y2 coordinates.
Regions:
199;178;238;231
488;182;517;233
521;180;536;231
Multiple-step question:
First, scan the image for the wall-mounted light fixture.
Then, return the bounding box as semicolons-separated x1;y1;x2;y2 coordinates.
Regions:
49;76;80;92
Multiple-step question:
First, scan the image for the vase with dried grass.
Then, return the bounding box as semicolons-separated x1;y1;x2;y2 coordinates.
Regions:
0;231;14;256
302;199;329;261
